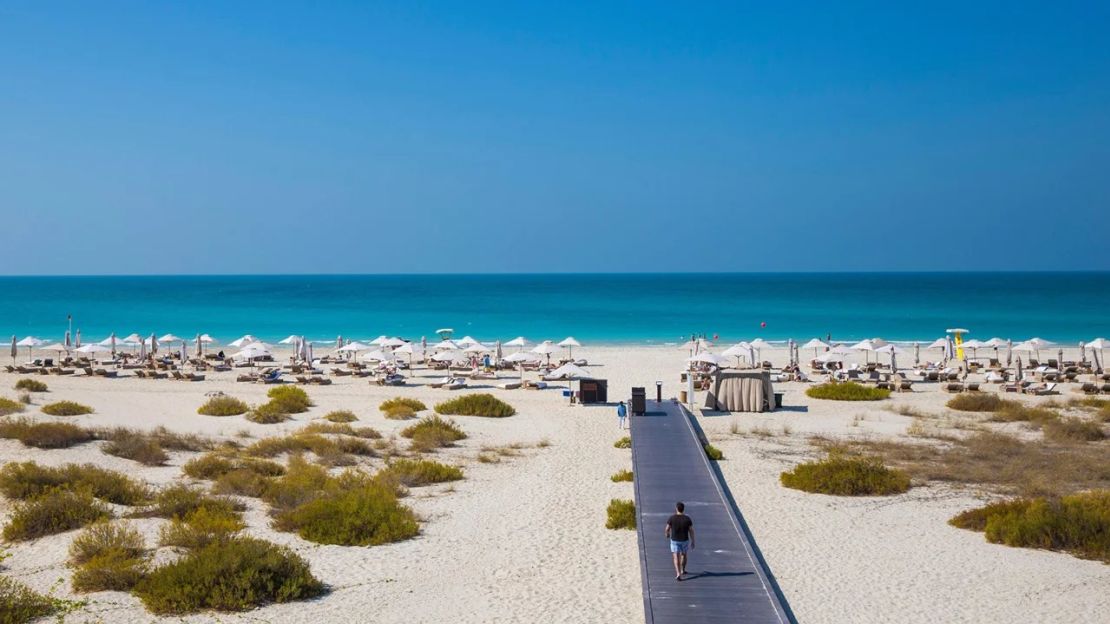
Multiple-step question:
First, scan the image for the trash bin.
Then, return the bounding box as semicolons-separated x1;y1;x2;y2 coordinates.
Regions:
679;390;688;404
630;387;646;415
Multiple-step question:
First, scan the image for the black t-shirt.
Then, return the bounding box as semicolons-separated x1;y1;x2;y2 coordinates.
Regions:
667;514;693;542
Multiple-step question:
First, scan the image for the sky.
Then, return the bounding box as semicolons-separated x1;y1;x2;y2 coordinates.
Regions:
1;1;1109;274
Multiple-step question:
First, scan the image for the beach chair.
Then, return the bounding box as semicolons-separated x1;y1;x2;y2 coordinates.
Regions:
524;380;548;390
171;371;186;381
898;379;914;392
429;377;449;389
966;383;980;392
83;367;96;376
496;381;522;390
94;369;118;378
261;370;282;384
311;377;332;385
445;377;467;390
1078;383;1098;395
943;382;964;393
1031;382;1058;396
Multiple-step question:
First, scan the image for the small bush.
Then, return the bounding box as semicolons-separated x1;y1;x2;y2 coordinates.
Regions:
246;402;292;424
102;433;169;466
610;469;633;482
72;549;147;593
261;456;331;512
1042;417;1106;443
197;395;249;416
266;386;312;414
613;436;631;449
0;397;25;417
379;459;463;487
990;403;1060;425
213;469;272;498
434;393;515;418
946;393;1007;412
159;507;245;550
101;426;212;453
134;485;244;521
70;521;146;565
806;382;890;401
781;453;911;496
3;489;110;541
0;462;150;505
0;576;60;622
299;422;380;439
0;417;94;448
279;480;419;546
17;392;31;405
133;537;324;614
704;443;724;460
383;405;416;420
183;453;238;480
324;410;357;423
401;416;466;452
14;378;48;392
40;401;94;416
950;491;1110;562
380;397;427;413
606;499;636;530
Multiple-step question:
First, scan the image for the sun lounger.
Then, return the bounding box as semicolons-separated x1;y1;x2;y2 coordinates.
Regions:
261;370;282;384
429;377;449;389
1031;382;1058;396
943;382;964;393
445;377;467;390
496;381;522;390
524;380;548;390
1079;383;1099;395
898;380;914;392
94;369;118;378
966;383;980;392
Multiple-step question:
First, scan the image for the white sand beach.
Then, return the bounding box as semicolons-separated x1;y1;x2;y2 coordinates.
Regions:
1;345;1107;623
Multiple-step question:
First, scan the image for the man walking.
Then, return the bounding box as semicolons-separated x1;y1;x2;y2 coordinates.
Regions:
665;501;695;581
616;400;627;429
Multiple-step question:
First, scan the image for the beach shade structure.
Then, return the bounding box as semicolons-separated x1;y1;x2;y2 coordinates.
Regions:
982;337;1007;363
381;337;406;348
138;337;147;361
1016;357;1024;381
194;334;203;357
336;341;371;356
686;353;731;369
394;342;425;373
368;335;389;346
278;335;301;345
1086;338;1109;366
558;337;582;359
1093;350;1103;375
463;342;491;354
158;333;183;344
545;362;593;403
456;335;479;348
1006;339;1013;366
873;344;905;370
801;338;830;357
75;344;110;355
360;349;396;363
16;336;45;361
1020;337;1055;361
960;339;985;360
503;351;539;383
504;336;530;350
39;343;69;359
234;342;271;359
721;342;751;367
434;339;459;351
435;328;454;340
495;340;503;365
120;333;143;345
431;350;467;364
849;339;878;363
228;335;258;349
1057;349;1065;369
179;341;187;363
97;334;118;347
749;338;774;364
531;340;558;366
64;331;71;353
815;350;846;364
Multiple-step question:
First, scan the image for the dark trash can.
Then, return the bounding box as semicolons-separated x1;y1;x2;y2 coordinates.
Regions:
630;387;646;415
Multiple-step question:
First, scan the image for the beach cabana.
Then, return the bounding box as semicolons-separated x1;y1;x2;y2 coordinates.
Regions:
705;370;775;412
687;352;731;369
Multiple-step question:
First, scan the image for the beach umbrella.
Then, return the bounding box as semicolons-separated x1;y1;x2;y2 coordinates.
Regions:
360;349;395;362
434;339;459;351
435;328;454;340
9;336;16;362
75;344;110;355
749;338;774;363
421;336;427;353
382;337;406;348
1057;349;1064;368
495;340;503;365
229;335;258;348
431;350;467;363
531;340;558;366
1093;350;1103;375
504;336;529;350
504;351;539;383
874;344;905;370
307;342;314;363
97;334;117;347
850;339;876;363
394;342;424;373
368;335;389;346
456;336;479;348
121;333;143;345
546;362;593;402
721;342;750;368
801;338;829;357
180;341;187;363
74;330;81;349
138;337;147;360
686;353;730;368
558;337;582;359
278;335;300;345
39;343;68;360
1085;338;1108;366
1006;339;1013;366
926;338;947;350
335;335;343;349
195;334;203;357
960;339;984;360
1016;357;1023;381
1079;342;1086;363
336;341;371;353
463;343;491;354
158;333;183;344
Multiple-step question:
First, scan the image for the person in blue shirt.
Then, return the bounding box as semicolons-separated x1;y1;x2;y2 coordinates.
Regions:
617;401;627;429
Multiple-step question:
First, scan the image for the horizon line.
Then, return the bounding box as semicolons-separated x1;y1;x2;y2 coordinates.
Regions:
1;269;1108;279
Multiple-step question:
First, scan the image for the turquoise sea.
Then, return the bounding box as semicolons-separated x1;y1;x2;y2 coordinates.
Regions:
0;273;1106;345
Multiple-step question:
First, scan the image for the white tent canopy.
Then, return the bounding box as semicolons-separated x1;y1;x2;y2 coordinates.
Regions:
531;341;558;355
75;344;111;354
16;337;46;347
434;339;459;351
360;349;396;362
503;352;539;363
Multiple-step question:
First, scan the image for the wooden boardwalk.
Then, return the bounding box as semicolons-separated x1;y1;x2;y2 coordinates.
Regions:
630;400;794;624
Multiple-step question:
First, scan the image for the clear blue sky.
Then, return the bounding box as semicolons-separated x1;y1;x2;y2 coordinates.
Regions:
2;1;1108;274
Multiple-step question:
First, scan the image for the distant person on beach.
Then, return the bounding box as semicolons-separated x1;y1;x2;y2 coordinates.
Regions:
665;502;695;581
617;401;627;429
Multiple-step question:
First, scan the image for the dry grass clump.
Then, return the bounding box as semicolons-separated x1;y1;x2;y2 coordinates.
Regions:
378;459;463;487
132;484;245;522
383;405;416;420
299;422;381;439
988;402;1060;426
40;400;94;416
0;462;150;505
610;469;633;482
69;521;148;592
1042;417;1106;443
245;433;373;467
101;433;168;466
244;386;313;424
159;507;246;550
0;417;94;448
245;402;292;424
434;393;515;418
183;452;284;497
197;395;249;416
704;443;724;460
950;490;1110;563
781;452;911;496
133;537;324;615
806;382;890;401
381;397;426;412
0;397;25;417
14;378;48;392
323;410;357;423
613;436;631;449
0;576;62;622
401;415;467;452
946;393;1007;412
3;489;111;541
605;499;636;529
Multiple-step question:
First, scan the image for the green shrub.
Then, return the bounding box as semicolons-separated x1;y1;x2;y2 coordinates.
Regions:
0;417;94;448
990;403;1060;425
69;521;146;565
134;485;244;521
379;459;463;487
159;507;245;550
197;395;249;416
0;462;150;505
213;469;272;498
279;480;419;546
299;422;381;439
14;378;48;392
1042;417;1106;443
613;436;631;449
266;386;312;414
324;410;357;423
606;499;636;530
781;453;911;496
704;443;724;460
246;402;292;424
0;576;60;622
401;416;466;452
380;397;427;413
100;426;212;453
261;456;331;512
435;393;515;418
69;522;147;593
3;489;110;541
946;393;1007;412
806;382;890;401
383;405;416;420
610;469;633;482
183;453;237;480
950;490;1110;562
102;433;169;466
133;537;324;614
0;397;25;417
40;401;94;416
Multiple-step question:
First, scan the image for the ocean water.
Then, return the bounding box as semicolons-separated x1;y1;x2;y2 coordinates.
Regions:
0;273;1106;345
